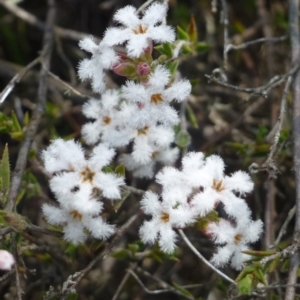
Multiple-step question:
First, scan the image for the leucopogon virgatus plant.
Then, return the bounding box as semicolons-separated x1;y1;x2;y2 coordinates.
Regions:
42;2;263;272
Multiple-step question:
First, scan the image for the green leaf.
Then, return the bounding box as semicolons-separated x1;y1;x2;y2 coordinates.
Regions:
172;281;194;297
166;60;179;79
128;243;139;255
186;104;198;129
66;293;78;300
0;210;28;231
242;250;276;257
196;42;212;53
175;130;191;148
112;189;130;212
237;274;253;295
187;15;198;42
11;111;22;132
0;145;10;195
177;26;189;40
155;43;173;57
102;166;114;174
111;249;128;260
115;165;125;177
23;111;30;127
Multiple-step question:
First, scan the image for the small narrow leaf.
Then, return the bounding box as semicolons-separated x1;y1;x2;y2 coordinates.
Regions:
186;104;198;129
172;281;194;297
11;111;22;132
115;165;125;177
23;111;30;127
0;145;10;194
177;26;189;40
196;42;212;53
187;15;198;42
175;130;191;148
237;274;253;295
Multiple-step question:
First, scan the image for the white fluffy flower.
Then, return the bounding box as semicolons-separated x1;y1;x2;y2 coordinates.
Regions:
122;66;191;127
82;90;131;146
191;155;253;219
102;2;175;57
43;204;115;244
207;219;263;270
78;37;119;93
139;191;196;253
42;140;124;204
120;146;179;178
0;250;15;271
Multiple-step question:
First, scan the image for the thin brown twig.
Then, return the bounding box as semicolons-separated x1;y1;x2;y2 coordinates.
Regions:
178;229;235;285
5;0;56;213
127;269;195;300
0;0;97;42
46;213;140;300
226;35;287;52
0;57;40;105
205;63;300;98
12;232;23;300
272;205;296;248
135;266;196;300
220;0;229;68
261;76;293;175
47;71;89;99
136;0;155;14
285;0;300;299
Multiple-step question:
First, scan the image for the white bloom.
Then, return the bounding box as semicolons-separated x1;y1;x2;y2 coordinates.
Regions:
42;140;124;208
82;90;131;146
102;2;175;57
207;219;263;270
120;146;179;178
139;191;195;253
43;204;115;244
122;66;191;127
191;155;253;219
0;250;15;271
78;37;119;93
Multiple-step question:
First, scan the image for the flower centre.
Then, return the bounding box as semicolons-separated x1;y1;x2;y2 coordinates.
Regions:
81;166;96;183
234;234;243;245
103;116;111;125
160;212;170;223
151;151;159;159
69;210;83;221
151;93;163;105
132;24;148;34
212;179;225;192
137;126;149;135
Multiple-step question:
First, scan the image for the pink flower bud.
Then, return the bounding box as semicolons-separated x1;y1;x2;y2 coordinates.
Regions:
0;250;15;271
136;62;151;77
113;62;136;78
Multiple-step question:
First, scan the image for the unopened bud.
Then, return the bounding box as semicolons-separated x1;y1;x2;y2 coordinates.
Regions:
136;62;151;77
0;250;15;271
113;62;136;78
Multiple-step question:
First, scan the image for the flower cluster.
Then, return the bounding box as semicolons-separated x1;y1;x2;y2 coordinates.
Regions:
41;1;263;272
139;152;263;270
79;2;190;178
42;139;124;244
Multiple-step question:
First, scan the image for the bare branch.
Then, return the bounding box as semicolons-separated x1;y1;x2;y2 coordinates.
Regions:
46;213;140;300
0;57;40;105
286;0;300;299
0;0;96;42
272;205;296;248
5;0;56;212
226;35;287;52
220;0;229;68
178;229;235;285
127;269;195;300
